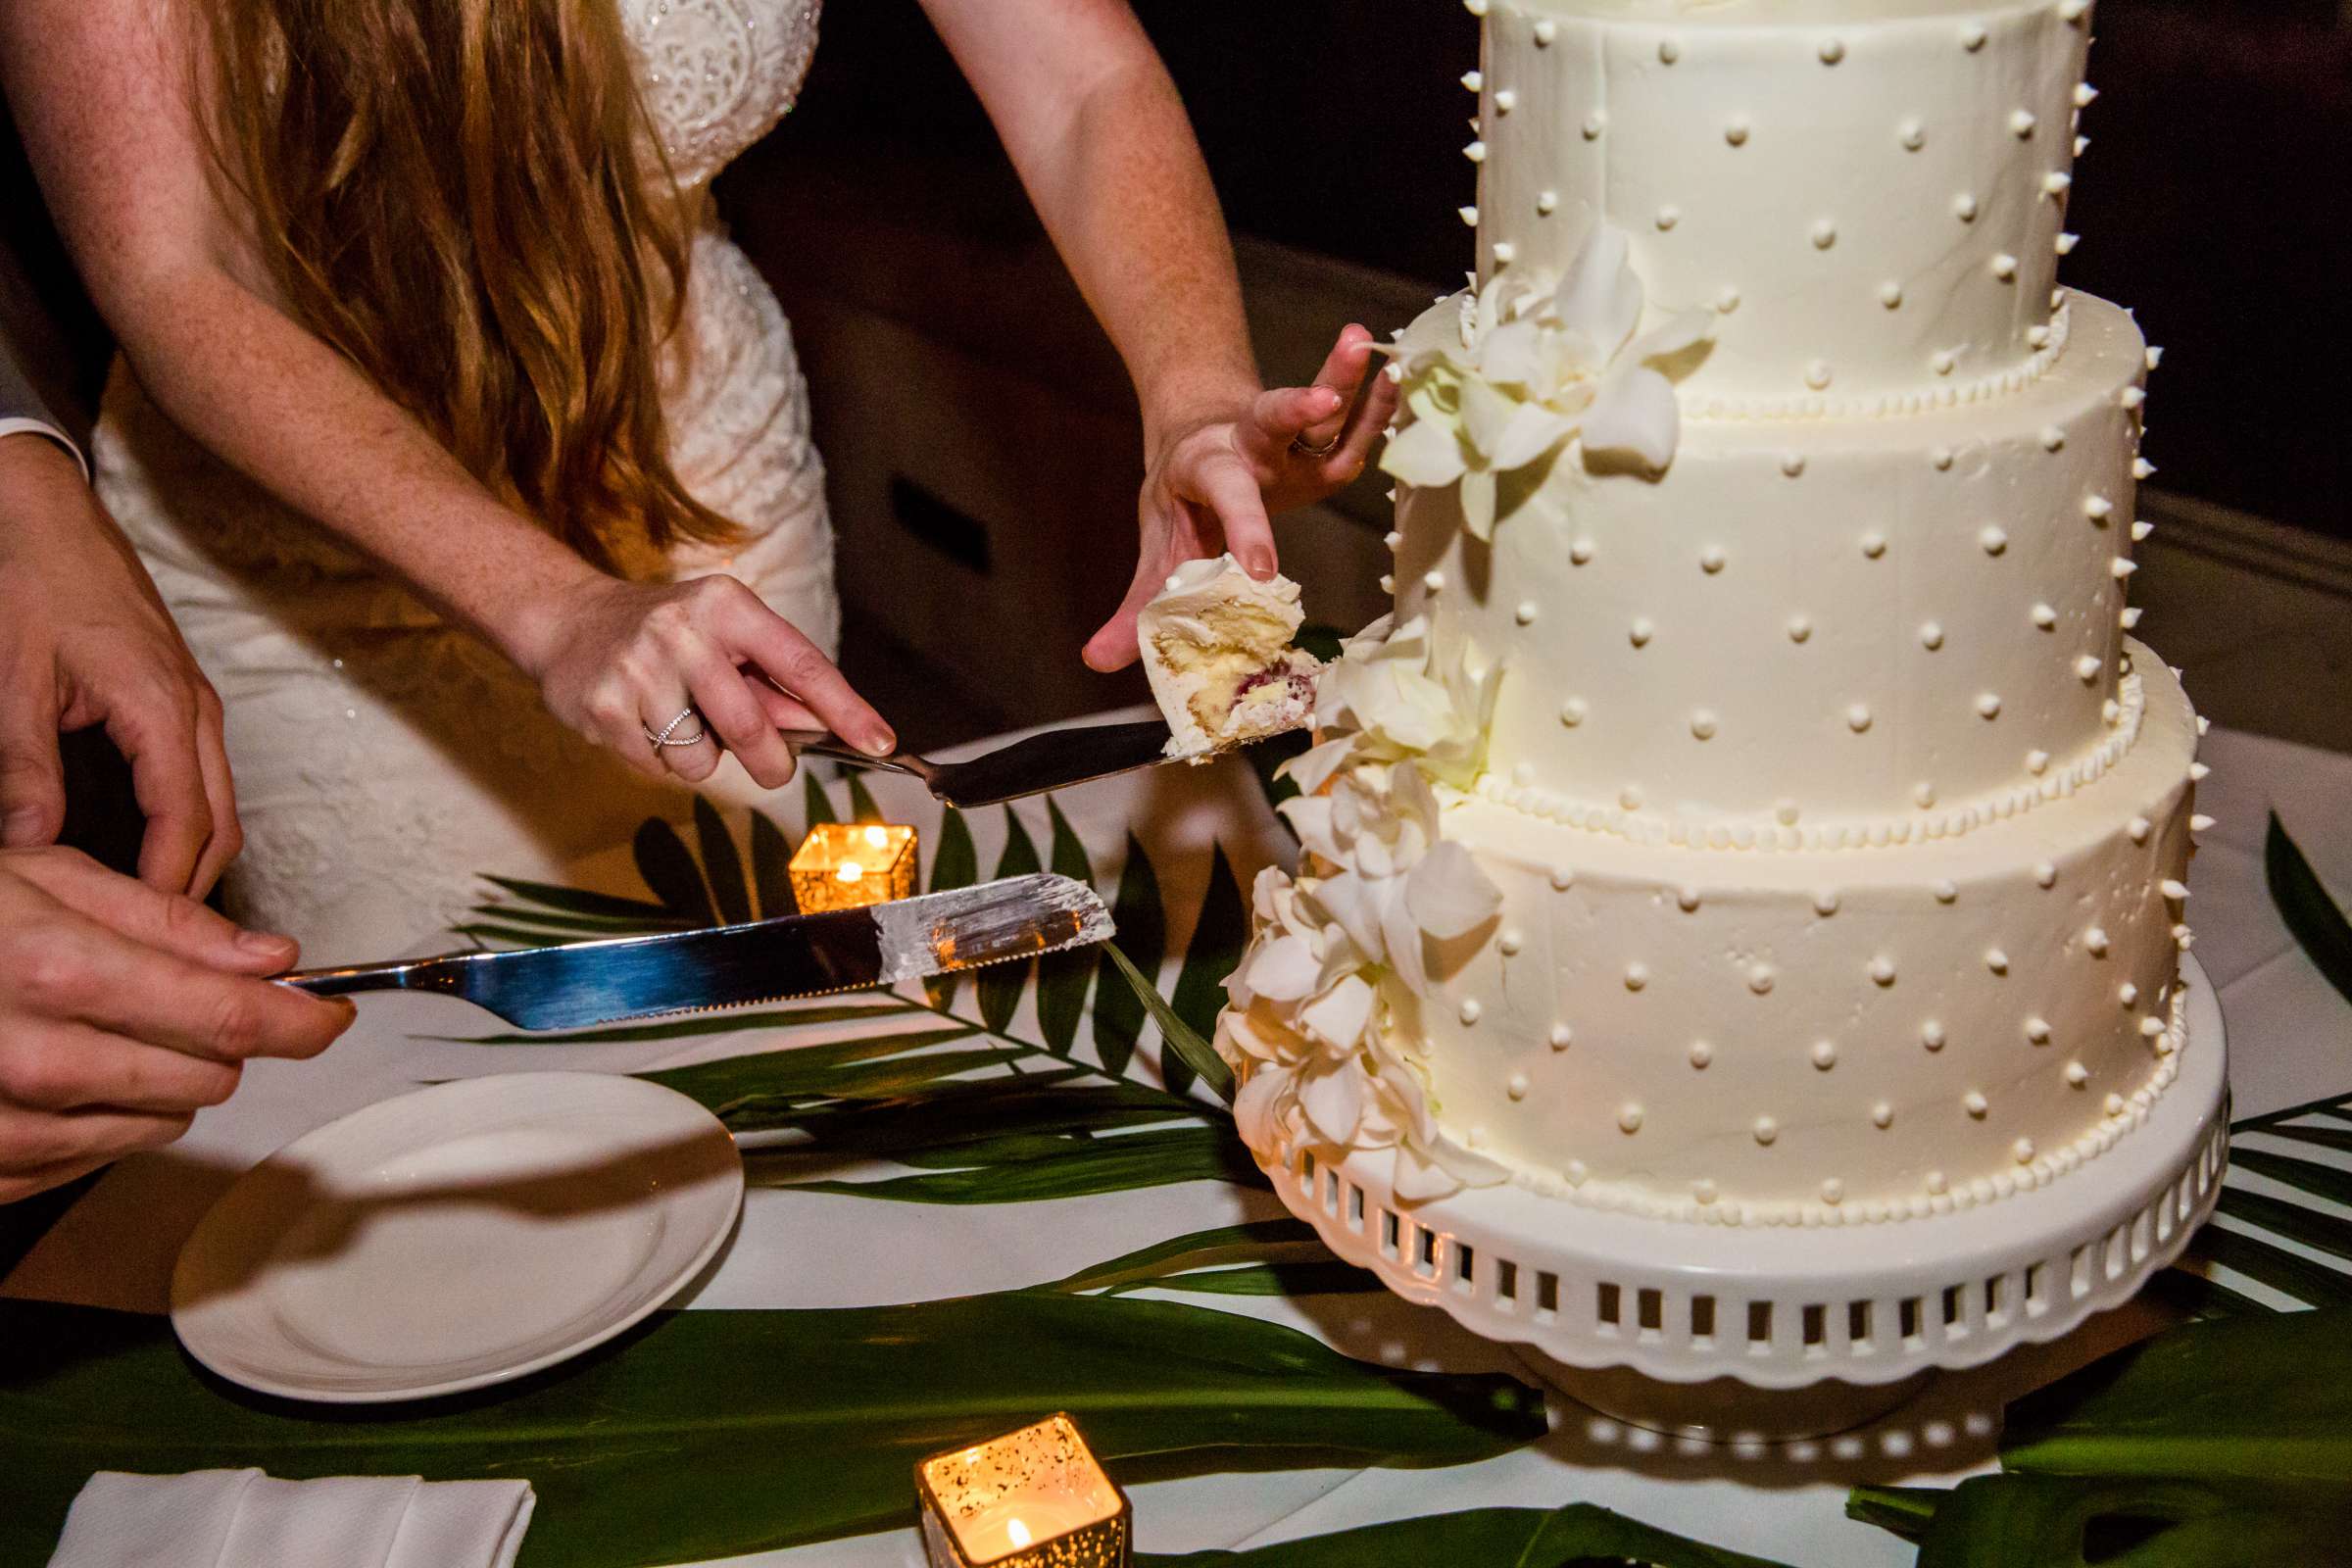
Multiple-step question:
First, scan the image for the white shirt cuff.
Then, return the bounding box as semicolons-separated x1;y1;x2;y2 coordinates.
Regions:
0;416;90;481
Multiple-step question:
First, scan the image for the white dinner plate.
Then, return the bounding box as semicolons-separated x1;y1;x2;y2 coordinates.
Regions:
172;1072;743;1403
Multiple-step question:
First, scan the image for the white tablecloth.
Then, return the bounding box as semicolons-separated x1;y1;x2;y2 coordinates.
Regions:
9;717;2349;1568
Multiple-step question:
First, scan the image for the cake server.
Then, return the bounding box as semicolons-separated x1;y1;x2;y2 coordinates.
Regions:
278;873;1112;1030
771;720;1183;808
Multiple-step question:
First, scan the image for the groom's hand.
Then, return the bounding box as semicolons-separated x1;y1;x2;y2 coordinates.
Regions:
0;435;240;896
1083;325;1399;673
0;846;353;1203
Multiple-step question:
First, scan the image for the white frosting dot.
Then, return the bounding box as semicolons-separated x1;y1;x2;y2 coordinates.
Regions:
1977;693;2004;719
1506;1072;1530;1102
1515;600;1540;626
1550;1022;1575;1050
1813;891;1840;916
1934;880;1959;904
1657;37;1679;63
1700;545;1727;573
1550;866;1576;892
1920;621;1944;651
1980;524;2009;555
2010;108;2038;138
1630;617;1654;648
1880;280;1904;309
1677;887;1702;912
1458;999;1483;1025
1898;118;1925;150
2035;861;2059;889
1716;284;1741;313
2026;1017;2052;1044
2120;981;2138;1004
1497;928;1524;956
2066;1060;2090;1087
2034;603;2059;630
1725;117;1750;146
1570;538;1595;564
1690;710;1719;741
1694;1179;1718;1204
1811;1040;1838;1069
1747;964;1776;995
1423;569;1446;593
1965;1091;1990;1118
1689;1041;1713;1069
2013;1137;2036;1164
1560;699;1588;727
2027;750;2051;775
2105;1093;2127;1117
1624;962;1650;992
1655;205;1681;231
1861;531;1887;559
1960;22;1987;49
1805;360;1833;390
1788;614;1814;643
1872;1102;1895;1129
1953;192;1979;222
1847;704;1874;733
1922;1020;1947;1051
2085;926;2111;956
1753;1116;1780;1146
1986;948;2010;974
1820;1178;1844;1205
1810;219;1838;250
1818;35;1845;63
1870;956;1897;986
1619;1102;1645;1133
1926;1169;1950;1196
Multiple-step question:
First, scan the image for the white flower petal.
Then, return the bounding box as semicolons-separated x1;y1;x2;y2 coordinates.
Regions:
1631;306;1716;364
1487;405;1580;472
1310;874;1387;970
1459;467;1499;542
1298;1061;1368;1146
1381;416;1469;487
1403;839;1504;940
1381;884;1430;995
1278;794;1343;864
1392;1141;1466;1203
1243;933;1323;1002
1425;1135;1513;1190
1233;1064;1293;1152
1457;372;1524;459
1549;226;1642;359
1281;736;1358;797
1299;972;1376;1053
1581;365;1683;472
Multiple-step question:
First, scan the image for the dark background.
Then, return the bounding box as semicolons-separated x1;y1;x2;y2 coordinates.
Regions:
751;0;2348;540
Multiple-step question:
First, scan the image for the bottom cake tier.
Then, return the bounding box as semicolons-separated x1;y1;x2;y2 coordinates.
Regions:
1398;649;2201;1227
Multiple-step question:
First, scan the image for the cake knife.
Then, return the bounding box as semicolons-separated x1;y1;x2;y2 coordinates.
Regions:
770;720;1188;808
279;873;1112;1029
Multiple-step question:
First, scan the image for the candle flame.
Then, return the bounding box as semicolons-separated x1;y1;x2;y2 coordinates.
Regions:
836;862;863;884
1006;1518;1031;1549
864;825;891;849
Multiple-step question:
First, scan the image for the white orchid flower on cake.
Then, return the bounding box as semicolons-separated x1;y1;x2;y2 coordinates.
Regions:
1285;614;1499;798
1213;613;1512;1203
1379;226;1714;538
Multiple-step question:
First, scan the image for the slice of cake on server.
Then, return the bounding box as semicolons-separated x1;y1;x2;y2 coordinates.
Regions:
1139;555;1324;760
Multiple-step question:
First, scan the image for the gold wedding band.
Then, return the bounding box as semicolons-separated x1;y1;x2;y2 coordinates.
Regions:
1291;429;1344;459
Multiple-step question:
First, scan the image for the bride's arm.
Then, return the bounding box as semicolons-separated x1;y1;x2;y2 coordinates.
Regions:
917;0;1398;670
0;0;893;786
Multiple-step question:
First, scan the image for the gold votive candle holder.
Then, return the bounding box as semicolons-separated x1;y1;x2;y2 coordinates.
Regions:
788;822;918;912
915;1413;1131;1568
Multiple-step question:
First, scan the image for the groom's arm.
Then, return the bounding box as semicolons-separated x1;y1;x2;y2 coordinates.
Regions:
0;137;239;892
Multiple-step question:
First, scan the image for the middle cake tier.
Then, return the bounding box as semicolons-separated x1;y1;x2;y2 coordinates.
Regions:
1393;289;2150;828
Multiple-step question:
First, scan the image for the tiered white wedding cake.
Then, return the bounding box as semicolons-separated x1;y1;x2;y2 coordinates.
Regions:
1217;0;2204;1230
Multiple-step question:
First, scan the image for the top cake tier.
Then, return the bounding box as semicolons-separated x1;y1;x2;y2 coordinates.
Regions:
1472;0;2092;407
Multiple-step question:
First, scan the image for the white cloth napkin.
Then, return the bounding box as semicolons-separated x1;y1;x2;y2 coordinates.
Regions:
48;1469;535;1568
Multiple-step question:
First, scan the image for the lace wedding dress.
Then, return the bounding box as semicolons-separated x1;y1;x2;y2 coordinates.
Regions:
96;0;831;963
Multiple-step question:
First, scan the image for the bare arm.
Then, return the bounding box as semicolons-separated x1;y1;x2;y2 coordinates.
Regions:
0;0;890;786
916;0;1396;667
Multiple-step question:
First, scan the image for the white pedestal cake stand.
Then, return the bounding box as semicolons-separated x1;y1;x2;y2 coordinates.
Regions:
1259;958;2229;1441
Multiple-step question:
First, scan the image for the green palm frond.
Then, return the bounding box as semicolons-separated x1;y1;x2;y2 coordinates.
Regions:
1142;1502;1795;1568
0;1294;1545;1568
1048;1220;1381;1299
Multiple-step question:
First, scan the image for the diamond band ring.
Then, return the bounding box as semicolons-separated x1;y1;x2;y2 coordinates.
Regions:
643;707;709;749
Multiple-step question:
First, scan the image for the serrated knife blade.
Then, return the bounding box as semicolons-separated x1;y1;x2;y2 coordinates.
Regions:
280;874;1112;1031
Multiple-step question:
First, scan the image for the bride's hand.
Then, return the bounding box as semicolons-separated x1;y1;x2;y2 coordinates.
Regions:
524;573;896;789
1082;325;1398;673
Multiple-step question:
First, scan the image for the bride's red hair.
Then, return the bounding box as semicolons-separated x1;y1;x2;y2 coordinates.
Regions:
200;0;738;572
